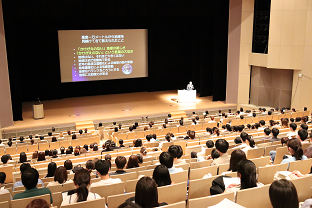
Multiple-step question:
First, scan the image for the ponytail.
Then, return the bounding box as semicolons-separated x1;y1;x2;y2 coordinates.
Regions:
73;169;90;203
288;139;303;160
249;138;255;148
237;160;257;189
294;147;303;160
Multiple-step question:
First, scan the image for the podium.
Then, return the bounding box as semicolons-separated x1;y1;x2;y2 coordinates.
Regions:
33;104;44;119
178;90;196;103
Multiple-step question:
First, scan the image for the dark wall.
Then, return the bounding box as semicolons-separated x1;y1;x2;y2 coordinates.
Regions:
2;0;229;121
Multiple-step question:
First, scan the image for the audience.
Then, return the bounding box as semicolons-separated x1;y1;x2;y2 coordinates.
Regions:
269;128;280;142
211;139;230;166
13;163;44;191
127;155;140;169
168;145;186;165
91;160;121;186
47;166;72;186
64;160;73;174
110;156;127;175
45;162;57;178
159;152;183;174
152;165;173;187
281;138;307;165
86;160;95;175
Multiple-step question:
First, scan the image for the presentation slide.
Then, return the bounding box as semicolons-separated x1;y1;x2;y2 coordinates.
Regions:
58;29;148;83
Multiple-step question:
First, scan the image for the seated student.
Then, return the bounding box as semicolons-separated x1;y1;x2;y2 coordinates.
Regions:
281;138;307;165
269;179;299;208
109;156;128;175
287;123;298;139
102;140;114;152
64;160;74;174
47;166;72;186
258;120;266;131
168;145;186;165
45;162;57;178
19;152;28;163
127;155;139;169
119;139;125;148
91;160;121;187
0;172;11;197
85;160;95;175
0;154;11;166
159;152;183;174
146;134;155;143
233;132;248;149
261;128;272;140
134;139;142;147
222;149;246;175
211;139;230;166
61;169;101;205
126;177;167;207
158;135;171;149
224;160;263;193
268;128;280;142
13;163;44;191
13;168;53;203
297;129;309;144
242;135;258;154
300;123;308;131
210;149;220;160
153;165;173;187
19;136;25;143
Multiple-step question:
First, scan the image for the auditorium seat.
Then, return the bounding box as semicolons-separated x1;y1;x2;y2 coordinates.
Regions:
157;201;185;208
217;163;229;175
188;176;219;199
188;192;235;208
170;170;188;184
189;166;218;180
158;182;187;205
288;158;312;175
110;172;137;182
90;182;125;200
190;160;212;169
246;147;264;159
0;192;11;208
258;163;288;185
290;174;312;202
107;192;135;208
12;194;50;208
273;146;289;165
60;197;105;208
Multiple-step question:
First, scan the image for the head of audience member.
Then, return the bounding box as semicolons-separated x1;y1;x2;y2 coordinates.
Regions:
301;116;307;124
159;152;173;169
290;122;297;132
26;198;50;208
93;143;98;151
78;129;83;135
252;113;256;117
134;139;142;147
234;137;242;144
7;141;12;147
269;179;299;208
73;169;91;203
119;123;122;129
72;134;77;140
176;145;183;159
240;115;244;120
237;160;257;189
246;124;251;129
51;136;57;142
67;131;71;135
272;128;279;138
168;145;180;160
300;123;308;131
118;202;142;208
115;156;127;170
206;140;214;148
192;119;197;125
82;144;88;151
60;147;65;154
164;135;170;143
22;168;39;190
239;132;248;143
66;149;71;155
31;151;38;160
64;160;73;171
119;139;124;147
211;149;220;160
129;126;133;132
215;139;229;155
37;152;45;161
0;172;6;185
44;150;49;156
228;149;246;172
163;124;167;129
237;125;244;133
191;152;197;159
46;162;57;178
104;154;112;167
68;146;73;152
297;129;308;142
48;131;53;136
189;131;195;139
290;118;294;123
74;149;80;156
140;147;147;156
286;138;303;161
264;128;271;137
19;136;24;142
153;165;172;187
40;135;44;141
135;177;159;208
19;152;27;163
146;134;152;142
95;160;110;177
113;126;118;133
281;137;289;147
137;154;143;164
259;120;265;127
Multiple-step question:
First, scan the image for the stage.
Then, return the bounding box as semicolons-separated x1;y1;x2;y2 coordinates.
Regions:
3;90;236;132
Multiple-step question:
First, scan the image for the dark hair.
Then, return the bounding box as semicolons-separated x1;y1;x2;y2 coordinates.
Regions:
0;172;6;184
44;150;49;156
191;152;197;158
115;156;127;169
134;139;142;147
19;136;24;142
79;129;83;134
298;129;308;141
140;147;147;156
287;139;303;160
19;152;27;163
290;118;294;122
52;137;57;142
159;152;173;168
40;135;44;140
95;160;110;176
104;154;111;167
234;137;242;144
127;155;139;169
290;123;297;131
153;165;171;187
215;139;229;153
211;149;220;159
189;131;195;139
300;123;308;130
60;147;65;154
30;139;34;145
26;199;50;208
272;128;279;137
74;149;80;156
93;143;98;151
165;135;171;142
74;169;91;203
98;122;103;127
168;145;179;159
206;127;213;134
72;134;77;140
22;168;39;190
240;132;248;142
119;139;124;145
240;115;244;119
68;146;73;152
7;141;12;147
137;154;143;164
46;162;57;177
135;177;159;208
129;126;133;132
118;202;142;208
228;149;246;172
85;160;95;173
64;160;73;170
237;125;244;132
269;179;299;208
54;166;68;184
237;160;257;189
176;145;183;159
32;151;38;159
146;134;152;142
20;163;31;173
247;124;251;129
246;135;255;148
206;140;214;148
114;127;119;132
264;128;271;136
66;149;72;155
38;152;45;161
48;132;52;136
281;137;289;146
83;144;88;151
252;113;256;117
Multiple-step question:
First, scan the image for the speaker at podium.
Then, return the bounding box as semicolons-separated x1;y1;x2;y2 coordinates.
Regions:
33;98;44;119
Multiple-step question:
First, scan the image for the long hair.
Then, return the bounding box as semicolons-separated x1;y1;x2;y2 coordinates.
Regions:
46;162;57;178
269;179;299;208
246;135;255;148
74;169;90;202
152;165;171;187
135;177;158;208
126;155;139;169
54;166;68;184
287;139;303;160
237;160;257;189
20;152;27;163
228;149;246;172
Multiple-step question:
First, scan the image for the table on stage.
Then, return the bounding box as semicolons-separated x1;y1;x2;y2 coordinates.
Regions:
178;90;196;103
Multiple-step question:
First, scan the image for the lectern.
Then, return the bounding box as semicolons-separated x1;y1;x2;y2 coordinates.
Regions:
33;104;44;119
178;90;196;103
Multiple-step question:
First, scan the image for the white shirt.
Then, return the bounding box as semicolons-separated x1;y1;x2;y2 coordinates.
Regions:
61;192;101;205
233;143;248;149
90;178;122;187
0;187;11;199
241;145;258;154
168;167;184;174
47;179;73;187
287;131;297;139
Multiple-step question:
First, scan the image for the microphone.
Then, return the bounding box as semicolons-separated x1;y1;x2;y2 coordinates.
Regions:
37;98;41;104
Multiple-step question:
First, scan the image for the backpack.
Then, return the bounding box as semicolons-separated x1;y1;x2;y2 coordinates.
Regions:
210;175;231;195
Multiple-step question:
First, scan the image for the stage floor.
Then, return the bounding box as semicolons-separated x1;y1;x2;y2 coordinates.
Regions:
4;91;236;130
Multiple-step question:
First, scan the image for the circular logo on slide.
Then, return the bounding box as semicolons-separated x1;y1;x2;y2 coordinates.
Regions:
122;64;133;75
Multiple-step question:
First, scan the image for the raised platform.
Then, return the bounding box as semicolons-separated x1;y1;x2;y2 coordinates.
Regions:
2;90;237;137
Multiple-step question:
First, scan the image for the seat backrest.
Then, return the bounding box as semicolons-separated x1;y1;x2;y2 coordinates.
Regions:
5;147;16;155
217;163;229;175
47;182;75;194
189;166;218;180
170;127;179;134
188;176;219;199
110;172;137;182
107;192;135;208
90;182;125;200
173;141;186;156
138;169;153;177
12;194;50;208
288;158;312;174
170;170;188;184
158;182;187;205
157;201;185;208
249;156;271;172
188;192;235;208
0;201;9;208
1;166;14;183
236;185;271;208
174;163;189;171
190;160;212;169
52;192;62;208
38;143;50;151
290;174;312;202
264;144;282;156
0;192;11;208
60;197;105;208
247;147;265;159
125;179;139;193
125;166;146;173
258;163;288;184
162;142;174;152
178;126;187;134
273;146;289;164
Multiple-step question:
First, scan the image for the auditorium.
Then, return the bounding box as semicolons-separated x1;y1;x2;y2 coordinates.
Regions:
0;0;312;207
